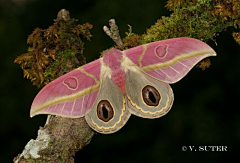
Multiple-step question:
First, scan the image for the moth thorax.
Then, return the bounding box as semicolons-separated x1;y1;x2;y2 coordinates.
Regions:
142;85;161;106
97;100;114;122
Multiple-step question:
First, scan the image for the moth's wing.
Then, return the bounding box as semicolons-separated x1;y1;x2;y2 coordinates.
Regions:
125;65;173;118
85;70;131;134
124;37;216;83
30;59;101;118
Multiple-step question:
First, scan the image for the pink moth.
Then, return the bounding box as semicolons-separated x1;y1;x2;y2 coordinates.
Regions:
30;37;216;134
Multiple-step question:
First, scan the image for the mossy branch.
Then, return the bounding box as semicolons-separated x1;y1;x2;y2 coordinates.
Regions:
14;0;240;162
14;9;94;163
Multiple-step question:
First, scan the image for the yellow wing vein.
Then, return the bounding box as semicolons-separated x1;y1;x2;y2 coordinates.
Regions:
142;50;215;71
31;83;100;116
127;95;171;115
78;67;100;84
138;45;147;68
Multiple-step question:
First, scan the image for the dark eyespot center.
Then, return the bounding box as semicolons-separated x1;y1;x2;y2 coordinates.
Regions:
102;105;109;119
97;100;114;122
149;91;156;103
142;85;161;106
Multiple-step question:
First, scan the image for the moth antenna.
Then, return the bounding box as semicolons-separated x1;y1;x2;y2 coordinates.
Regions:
103;19;123;47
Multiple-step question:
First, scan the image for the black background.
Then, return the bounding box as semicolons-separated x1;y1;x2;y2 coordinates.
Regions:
0;0;239;162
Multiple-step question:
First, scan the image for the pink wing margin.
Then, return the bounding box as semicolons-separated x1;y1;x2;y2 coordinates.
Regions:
124;37;216;83
30;59;101;118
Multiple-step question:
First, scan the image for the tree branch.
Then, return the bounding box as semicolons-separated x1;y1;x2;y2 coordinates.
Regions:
103;19;123;47
14;9;94;163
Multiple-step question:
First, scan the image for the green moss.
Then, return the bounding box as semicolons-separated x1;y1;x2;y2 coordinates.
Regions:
139;0;240;43
44;48;78;83
15;18;92;88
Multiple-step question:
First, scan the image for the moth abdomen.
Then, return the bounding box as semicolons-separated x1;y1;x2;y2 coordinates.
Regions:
111;69;126;94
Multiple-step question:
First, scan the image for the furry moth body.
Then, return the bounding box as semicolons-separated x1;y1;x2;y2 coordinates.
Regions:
30;37;216;134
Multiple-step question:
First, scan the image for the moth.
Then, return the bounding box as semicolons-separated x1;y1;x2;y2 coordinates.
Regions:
30;37;216;134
